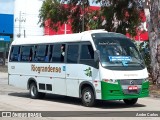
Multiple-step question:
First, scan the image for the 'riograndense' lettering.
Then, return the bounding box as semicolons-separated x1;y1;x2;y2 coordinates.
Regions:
31;64;61;73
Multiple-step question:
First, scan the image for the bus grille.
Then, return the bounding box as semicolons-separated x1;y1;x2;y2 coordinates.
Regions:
119;79;143;85
119;79;143;95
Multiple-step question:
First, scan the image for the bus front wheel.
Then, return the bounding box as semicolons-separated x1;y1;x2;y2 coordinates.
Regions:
81;87;95;107
123;98;138;105
29;83;45;99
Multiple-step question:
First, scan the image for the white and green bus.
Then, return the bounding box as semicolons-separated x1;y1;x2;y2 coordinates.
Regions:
8;30;149;107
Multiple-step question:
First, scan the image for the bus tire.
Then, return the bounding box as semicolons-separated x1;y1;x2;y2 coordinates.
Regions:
29;83;45;99
123;98;138;105
81;87;95;107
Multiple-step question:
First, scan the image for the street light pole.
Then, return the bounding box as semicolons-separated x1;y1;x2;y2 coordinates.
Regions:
15;11;26;38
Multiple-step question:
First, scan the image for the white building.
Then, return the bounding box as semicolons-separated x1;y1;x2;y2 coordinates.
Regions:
14;0;44;40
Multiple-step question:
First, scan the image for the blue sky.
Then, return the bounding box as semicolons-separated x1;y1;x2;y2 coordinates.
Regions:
63;0;100;6
89;0;100;6
0;0;100;15
0;0;14;14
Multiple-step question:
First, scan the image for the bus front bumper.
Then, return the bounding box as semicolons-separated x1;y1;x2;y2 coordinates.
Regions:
101;81;149;100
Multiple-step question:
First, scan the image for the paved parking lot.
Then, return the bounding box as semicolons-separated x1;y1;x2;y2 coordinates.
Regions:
0;72;160;120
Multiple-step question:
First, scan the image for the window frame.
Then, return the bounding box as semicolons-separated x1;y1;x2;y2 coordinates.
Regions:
50;43;66;63
20;45;34;62
9;45;21;62
80;42;94;60
34;44;49;62
79;42;96;67
9;41;95;65
66;43;80;64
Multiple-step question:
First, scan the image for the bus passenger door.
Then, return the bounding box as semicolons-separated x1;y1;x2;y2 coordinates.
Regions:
65;44;80;97
51;44;66;95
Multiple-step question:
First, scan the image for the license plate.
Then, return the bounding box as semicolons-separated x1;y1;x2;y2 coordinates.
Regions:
128;86;138;91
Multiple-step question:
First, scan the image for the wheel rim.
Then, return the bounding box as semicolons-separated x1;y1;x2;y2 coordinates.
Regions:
83;91;92;103
31;85;37;97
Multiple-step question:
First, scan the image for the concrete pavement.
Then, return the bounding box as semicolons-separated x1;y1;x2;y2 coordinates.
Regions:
0;72;160;120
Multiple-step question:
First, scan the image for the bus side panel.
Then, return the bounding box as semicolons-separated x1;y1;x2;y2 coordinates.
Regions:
66;64;101;99
79;65;101;100
65;64;80;97
53;78;66;95
9;74;28;89
8;63;28;89
34;76;66;95
8;62;67;95
35;76;53;94
30;63;66;95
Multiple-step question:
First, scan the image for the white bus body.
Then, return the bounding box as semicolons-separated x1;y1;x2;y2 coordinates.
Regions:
8;30;149;107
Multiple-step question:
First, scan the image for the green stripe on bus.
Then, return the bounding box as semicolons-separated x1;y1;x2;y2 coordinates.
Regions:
101;81;149;100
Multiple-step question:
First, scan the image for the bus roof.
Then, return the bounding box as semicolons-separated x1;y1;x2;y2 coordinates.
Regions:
11;30;126;45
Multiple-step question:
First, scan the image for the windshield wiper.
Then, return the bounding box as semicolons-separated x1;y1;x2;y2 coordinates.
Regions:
127;61;144;68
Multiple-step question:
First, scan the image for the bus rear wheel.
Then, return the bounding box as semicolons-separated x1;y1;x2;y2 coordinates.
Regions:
81;87;95;107
29;83;45;99
123;98;138;105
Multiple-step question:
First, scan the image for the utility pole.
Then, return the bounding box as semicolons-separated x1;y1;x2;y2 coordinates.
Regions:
15;11;26;38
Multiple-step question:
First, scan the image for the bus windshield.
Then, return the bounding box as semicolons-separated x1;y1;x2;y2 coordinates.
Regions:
92;33;145;70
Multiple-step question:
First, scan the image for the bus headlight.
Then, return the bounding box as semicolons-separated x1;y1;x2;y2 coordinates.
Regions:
102;79;118;84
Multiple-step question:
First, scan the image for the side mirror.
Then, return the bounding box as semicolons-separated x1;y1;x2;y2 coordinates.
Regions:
94;50;100;68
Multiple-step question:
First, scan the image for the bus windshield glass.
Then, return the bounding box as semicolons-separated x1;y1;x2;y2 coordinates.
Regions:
92;33;145;70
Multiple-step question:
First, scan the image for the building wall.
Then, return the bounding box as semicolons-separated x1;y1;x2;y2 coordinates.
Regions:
0;0;14;55
0;14;14;35
44;6;100;35
14;0;44;40
0;0;14;35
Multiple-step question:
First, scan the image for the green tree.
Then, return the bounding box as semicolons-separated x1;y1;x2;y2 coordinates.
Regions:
39;0;142;36
39;0;69;31
95;0;142;36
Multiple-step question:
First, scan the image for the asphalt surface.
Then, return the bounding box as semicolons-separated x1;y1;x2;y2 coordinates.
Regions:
0;72;160;120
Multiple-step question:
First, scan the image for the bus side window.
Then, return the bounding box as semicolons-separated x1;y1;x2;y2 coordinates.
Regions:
10;46;20;62
21;46;33;62
34;45;49;62
80;44;95;67
67;44;79;63
80;44;94;59
52;44;65;63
